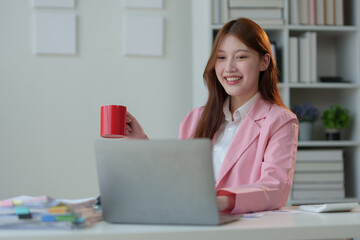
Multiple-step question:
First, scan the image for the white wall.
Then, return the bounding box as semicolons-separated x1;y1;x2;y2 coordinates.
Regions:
0;0;192;199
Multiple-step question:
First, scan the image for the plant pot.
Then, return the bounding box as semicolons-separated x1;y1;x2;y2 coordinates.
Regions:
299;121;313;141
325;129;341;141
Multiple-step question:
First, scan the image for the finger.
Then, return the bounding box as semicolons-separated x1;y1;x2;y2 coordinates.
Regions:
126;111;135;120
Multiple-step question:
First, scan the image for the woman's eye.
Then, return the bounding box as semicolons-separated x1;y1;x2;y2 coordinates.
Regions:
217;56;226;60
236;55;246;59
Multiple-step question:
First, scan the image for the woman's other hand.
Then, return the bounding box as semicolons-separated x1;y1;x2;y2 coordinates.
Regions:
217;195;235;212
124;112;149;139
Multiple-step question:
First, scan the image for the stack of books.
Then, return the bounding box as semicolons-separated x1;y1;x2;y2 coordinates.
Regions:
289;32;317;84
212;0;284;26
289;0;344;26
0;195;102;229
292;149;345;201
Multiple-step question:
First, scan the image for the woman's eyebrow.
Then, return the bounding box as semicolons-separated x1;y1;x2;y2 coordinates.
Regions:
217;49;250;53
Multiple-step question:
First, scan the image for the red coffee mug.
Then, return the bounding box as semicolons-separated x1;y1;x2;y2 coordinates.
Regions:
100;105;127;138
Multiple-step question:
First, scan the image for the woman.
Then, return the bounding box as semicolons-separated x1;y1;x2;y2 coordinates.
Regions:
126;18;298;214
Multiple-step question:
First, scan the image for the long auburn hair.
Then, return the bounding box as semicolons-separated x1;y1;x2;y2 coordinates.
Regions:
194;18;285;139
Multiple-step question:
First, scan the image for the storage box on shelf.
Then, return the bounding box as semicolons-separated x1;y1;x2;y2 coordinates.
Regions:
192;0;360;205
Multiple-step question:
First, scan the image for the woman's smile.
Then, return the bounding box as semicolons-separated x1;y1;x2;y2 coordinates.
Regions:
224;75;242;84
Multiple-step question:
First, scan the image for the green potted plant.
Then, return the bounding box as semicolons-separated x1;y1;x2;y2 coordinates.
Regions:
321;105;350;140
291;102;319;141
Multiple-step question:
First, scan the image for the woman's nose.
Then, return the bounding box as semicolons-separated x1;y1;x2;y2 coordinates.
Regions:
225;59;236;71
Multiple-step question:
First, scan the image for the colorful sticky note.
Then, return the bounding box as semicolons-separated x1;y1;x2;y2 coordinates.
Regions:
48;206;70;214
0;200;13;207
13;200;23;206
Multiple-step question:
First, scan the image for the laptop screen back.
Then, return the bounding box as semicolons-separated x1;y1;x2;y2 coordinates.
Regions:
94;139;221;225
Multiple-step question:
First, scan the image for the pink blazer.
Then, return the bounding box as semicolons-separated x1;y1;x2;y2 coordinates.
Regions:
178;95;299;214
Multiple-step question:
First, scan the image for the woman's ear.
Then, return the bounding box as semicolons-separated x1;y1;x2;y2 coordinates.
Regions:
259;53;271;72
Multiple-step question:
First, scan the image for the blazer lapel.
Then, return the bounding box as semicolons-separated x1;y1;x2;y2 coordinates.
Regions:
215;95;271;186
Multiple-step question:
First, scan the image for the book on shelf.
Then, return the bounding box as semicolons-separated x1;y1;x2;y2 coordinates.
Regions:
292;148;346;201
212;0;229;24
293;172;344;183
298;31;317;83
289;36;298;83
212;0;220;24
299;32;310;83
299;0;308;25
229;8;283;19
308;0;316;25
292;189;345;200
334;0;344;25
295;161;344;172
309;32;317;83
229;0;284;8
296;149;343;161
289;0;343;26
292;182;344;190
316;0;325;25
251;18;284;26
221;0;229;24
325;0;335;25
289;0;299;25
213;0;285;26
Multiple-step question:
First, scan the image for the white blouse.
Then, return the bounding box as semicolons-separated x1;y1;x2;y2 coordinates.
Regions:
212;93;258;181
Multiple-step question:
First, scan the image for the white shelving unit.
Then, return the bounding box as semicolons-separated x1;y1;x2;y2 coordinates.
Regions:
192;0;360;205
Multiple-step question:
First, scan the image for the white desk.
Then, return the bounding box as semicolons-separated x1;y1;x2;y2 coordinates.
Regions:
1;208;360;240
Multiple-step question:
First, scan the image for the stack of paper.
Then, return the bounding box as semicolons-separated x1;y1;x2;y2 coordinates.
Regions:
0;195;102;229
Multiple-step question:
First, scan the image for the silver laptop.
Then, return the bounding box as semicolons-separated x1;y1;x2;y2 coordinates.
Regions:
94;138;240;225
